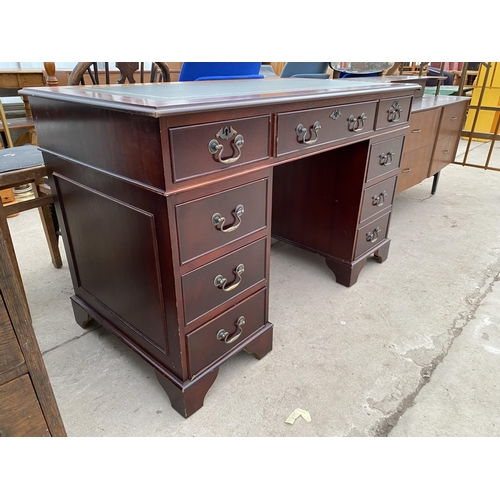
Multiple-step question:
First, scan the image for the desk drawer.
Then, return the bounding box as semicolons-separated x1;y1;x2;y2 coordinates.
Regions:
360;176;397;224
0;375;50;437
366;135;404;182
276;101;377;156
376;96;412;130
404;108;440;153
439;101;468;137
170;115;270;182
182;238;267;325
187;289;266;376
0;296;25;376
176;178;269;264
355;211;391;259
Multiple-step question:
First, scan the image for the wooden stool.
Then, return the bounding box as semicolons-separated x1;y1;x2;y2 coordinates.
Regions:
0;145;62;301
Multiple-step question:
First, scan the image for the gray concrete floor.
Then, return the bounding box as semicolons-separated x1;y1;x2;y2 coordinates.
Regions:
7;138;500;437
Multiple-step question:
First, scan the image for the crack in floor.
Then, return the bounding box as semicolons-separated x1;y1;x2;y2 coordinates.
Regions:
370;271;500;437
41;323;100;356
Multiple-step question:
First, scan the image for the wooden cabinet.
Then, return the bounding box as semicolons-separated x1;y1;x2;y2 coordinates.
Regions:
396;95;470;194
22;79;418;418
0;233;65;437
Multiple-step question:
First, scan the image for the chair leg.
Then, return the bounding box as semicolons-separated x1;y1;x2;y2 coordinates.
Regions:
32;180;62;269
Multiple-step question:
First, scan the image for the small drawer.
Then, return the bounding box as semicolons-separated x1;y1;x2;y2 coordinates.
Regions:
276;101;377;156
0;375;50;437
176;178;269;264
359;176;397;224
366;136;404;182
355;211;391;259
181;238;267;325
187;288;267;376
439;101;468;137
376;96;412;130
170;115;270;182
0;296;25;376
429;135;459;177
403;108;440;153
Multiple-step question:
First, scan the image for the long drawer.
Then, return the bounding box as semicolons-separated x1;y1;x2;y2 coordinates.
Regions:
181;238;267;326
176;178;269;264
187;288;267;376
170;115;271;182
276;101;377;156
355;211;391;259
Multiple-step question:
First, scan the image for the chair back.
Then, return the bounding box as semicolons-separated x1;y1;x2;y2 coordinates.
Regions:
178;62;264;81
280;62;329;78
68;62;171;85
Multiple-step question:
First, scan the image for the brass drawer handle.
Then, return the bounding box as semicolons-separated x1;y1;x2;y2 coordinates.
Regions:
214;263;245;292
387;101;403;122
372;190;388;207
208;126;245;165
348;113;367;132
366;227;381;243
217;316;245;344
296;121;321;145
212;204;244;233
379;150;394;166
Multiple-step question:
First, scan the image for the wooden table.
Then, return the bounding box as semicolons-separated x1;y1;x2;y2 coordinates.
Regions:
21;79;420;417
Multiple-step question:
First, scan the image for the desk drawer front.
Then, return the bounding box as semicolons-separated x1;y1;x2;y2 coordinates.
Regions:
187;289;266;376
276;101;377;156
360;176;397;224
404;108;440;152
176;178;269;264
355;212;391;259
0;296;25;375
170;115;270;182
366;135;404;182
376;97;412;130
182;238;267;325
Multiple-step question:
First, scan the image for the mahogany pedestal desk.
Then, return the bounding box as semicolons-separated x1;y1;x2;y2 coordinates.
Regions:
21;79;420;418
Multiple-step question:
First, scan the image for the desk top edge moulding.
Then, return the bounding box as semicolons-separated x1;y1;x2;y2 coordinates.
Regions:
21;78;421;418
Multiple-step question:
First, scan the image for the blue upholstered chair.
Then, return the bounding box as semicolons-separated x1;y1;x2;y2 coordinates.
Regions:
178;63;264;81
280;62;330;79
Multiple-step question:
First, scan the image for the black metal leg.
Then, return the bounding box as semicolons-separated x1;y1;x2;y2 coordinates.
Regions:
431;171;441;195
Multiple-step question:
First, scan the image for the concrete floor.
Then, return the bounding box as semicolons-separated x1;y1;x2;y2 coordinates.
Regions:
7;138;500;437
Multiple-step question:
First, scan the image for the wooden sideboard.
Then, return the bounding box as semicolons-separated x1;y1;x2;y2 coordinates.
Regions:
0;231;66;437
396;95;470;194
21;79;420;418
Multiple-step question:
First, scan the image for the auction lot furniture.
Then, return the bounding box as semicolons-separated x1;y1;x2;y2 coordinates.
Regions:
0;229;66;437
21;79;420;417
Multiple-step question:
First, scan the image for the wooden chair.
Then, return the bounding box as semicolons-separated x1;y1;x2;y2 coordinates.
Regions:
0;102;62;303
67;62;171;85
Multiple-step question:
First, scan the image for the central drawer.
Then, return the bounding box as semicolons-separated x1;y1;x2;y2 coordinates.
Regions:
181;238;267;325
187;288;267;376
176;178;269;264
276;101;377;156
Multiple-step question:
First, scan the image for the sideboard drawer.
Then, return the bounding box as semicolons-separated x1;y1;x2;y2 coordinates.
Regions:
376;96;412;130
439;101;468;137
176;178;269;264
428;135;459;177
355;212;391;259
366;135;404;182
0;375;50;437
181;238;267;325
170;115;270;182
276;101;377;156
404;108;440;153
0;296;25;375
359;176;397;224
187;288;266;376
